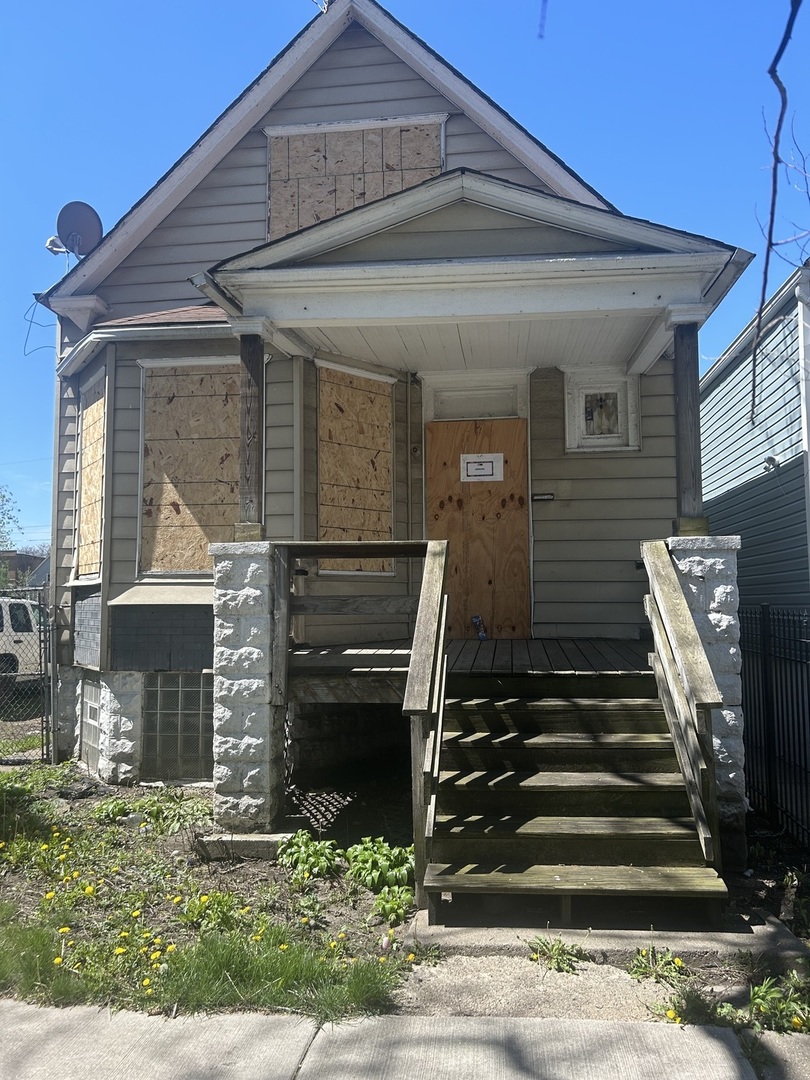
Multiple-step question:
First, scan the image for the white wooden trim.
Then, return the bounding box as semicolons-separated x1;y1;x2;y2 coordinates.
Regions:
263;113;449;136
419;369;530;421
563;370;640;452
293;356;304;541
314;356;398;384
135;356;240;369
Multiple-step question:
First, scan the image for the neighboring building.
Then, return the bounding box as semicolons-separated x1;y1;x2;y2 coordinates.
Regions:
0;551;47;588
700;264;810;606
38;0;751;791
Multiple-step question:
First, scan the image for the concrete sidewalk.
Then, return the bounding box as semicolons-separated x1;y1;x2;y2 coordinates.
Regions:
6;998;810;1080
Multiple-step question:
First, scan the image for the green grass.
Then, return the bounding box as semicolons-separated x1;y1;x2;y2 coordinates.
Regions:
0;762;417;1021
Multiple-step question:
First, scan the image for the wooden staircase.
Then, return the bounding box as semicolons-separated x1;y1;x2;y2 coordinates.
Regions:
422;678;727;926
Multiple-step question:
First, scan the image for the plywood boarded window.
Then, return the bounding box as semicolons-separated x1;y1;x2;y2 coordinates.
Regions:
269;122;442;240
141;365;239;573
77;376;105;577
318;366;393;573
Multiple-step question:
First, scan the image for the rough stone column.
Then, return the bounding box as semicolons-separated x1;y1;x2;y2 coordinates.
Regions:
210;542;280;831
54;665;79;764
96;672;143;784
666;535;747;869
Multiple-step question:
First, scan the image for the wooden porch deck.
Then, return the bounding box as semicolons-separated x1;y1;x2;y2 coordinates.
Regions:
290;636;651;677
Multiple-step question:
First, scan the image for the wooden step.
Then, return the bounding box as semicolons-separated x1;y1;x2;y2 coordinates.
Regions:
424;862;727;900
443;698;668;735
446;674;658;700
431;814;705;866
440;731;677;772
437;769;691;816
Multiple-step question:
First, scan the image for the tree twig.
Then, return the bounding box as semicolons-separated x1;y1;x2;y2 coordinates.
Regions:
751;0;804;422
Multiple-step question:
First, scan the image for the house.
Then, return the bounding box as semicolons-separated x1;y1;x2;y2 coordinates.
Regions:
39;0;752;920
701;264;810;606
0;551;47;588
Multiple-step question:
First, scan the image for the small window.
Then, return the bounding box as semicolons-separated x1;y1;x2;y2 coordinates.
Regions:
9;603;33;633
80;677;101;776
141;672;214;782
564;372;640;452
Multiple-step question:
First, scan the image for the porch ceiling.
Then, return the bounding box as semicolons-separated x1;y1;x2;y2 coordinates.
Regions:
283;312;658;374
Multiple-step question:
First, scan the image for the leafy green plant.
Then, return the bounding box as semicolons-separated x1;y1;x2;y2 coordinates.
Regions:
372;885;414;927
527;931;590;973
345;836;413;891
277;830;343;884
629;944;689;984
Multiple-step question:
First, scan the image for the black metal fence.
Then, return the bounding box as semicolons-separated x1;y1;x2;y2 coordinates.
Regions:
740;605;810;850
0;587;51;764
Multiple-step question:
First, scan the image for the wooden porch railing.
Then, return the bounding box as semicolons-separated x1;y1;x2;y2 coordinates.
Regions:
269;540;449;903
642;540;722;870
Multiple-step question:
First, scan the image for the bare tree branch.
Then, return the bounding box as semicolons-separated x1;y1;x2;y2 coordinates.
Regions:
751;0;804;422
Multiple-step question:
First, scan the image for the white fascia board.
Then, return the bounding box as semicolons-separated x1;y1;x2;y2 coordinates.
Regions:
220;171;740;275
349;0;609;208
231;259;713;326
45;8;353;301
56;323;234;379
224;251;729;293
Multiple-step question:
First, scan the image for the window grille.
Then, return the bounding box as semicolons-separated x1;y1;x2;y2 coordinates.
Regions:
141;672;214;782
80;677;101;775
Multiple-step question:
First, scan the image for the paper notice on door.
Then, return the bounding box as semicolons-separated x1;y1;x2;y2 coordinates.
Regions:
461;453;504;482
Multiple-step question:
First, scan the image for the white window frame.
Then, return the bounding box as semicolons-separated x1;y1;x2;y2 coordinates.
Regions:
564;371;640;452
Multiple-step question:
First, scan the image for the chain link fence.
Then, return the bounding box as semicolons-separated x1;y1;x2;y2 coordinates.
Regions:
0;587;51;764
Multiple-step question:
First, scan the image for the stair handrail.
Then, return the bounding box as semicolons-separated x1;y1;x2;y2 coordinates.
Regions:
642;539;722;869
400;540;449;908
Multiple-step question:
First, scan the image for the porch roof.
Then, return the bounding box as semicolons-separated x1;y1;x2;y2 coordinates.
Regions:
200;171;753;376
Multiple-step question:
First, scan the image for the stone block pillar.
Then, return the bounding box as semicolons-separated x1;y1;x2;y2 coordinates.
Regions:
666;536;747;870
210;542;282;831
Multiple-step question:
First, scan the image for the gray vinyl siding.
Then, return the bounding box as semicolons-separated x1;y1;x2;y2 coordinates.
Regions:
94;24;549;322
531;362;676;639
705;454;810;607
701;309;801;502
265;356;296;540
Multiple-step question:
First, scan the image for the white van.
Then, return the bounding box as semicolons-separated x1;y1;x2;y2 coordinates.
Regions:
0;597;43;683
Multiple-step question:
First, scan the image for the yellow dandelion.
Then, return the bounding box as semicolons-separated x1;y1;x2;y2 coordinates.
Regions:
84;885;95;896
530;953;539;962
641;949;647;957
300;917;309;924
251;934;262;942
279;943;289;952
139;947;148;955
72;871;80;879
115;947;127;956
152;963;160;970
172;895;182;904
407;953;416;962
58;927;70;934
0;841;5;849
150;951;162;961
792;1017;803;1030
142;978;151;987
40;843;49;851
378;956;387;964
153;937;162;945
111;867;120;873
131;909;141;918
142;932;152;939
337;932;346;940
145;988;153;996
674;957;683;968
67;941;74;947
239;906;250;915
166;944;177;953
44;891;55;900
139;822;148;829
200;895;209;903
329;941;337;949
118;931;130;938
57;854;66;862
53;957;63;965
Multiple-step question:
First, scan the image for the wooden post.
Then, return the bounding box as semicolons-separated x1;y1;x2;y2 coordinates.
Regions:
673;323;709;536
238;333;265;540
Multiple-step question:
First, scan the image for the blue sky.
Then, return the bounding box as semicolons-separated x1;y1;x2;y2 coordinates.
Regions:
1;0;808;548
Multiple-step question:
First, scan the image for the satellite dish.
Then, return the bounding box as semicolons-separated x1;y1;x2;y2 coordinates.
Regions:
56;201;103;257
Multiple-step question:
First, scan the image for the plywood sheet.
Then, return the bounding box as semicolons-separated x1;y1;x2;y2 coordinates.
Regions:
77;378;105;576
318;367;393;572
141;365;239;573
269;124;441;239
427;418;530;638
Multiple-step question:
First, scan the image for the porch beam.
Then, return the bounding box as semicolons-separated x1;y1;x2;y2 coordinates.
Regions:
672;323;708;535
238;332;265;538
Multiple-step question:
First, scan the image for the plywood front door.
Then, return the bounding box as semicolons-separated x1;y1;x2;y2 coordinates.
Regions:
426;418;530;639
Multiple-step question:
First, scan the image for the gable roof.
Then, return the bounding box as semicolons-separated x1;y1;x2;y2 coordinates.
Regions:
40;0;613;309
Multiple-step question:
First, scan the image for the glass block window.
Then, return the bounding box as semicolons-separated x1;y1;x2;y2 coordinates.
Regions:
141;672;214;782
80;677;101;776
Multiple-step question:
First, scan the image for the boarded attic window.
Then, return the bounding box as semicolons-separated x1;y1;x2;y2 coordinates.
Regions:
318;365;394;573
140;364;239;573
267;119;443;240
